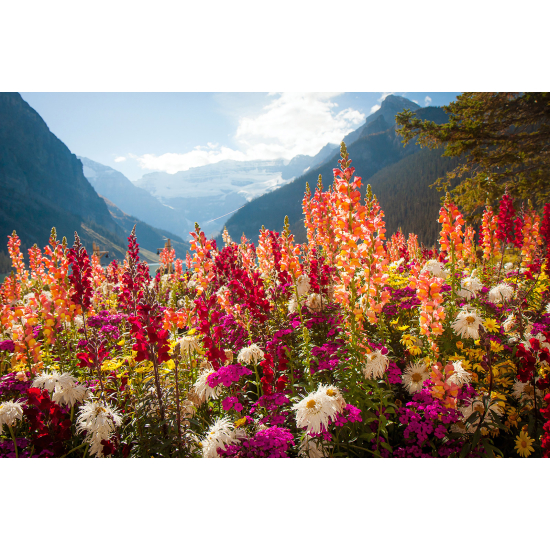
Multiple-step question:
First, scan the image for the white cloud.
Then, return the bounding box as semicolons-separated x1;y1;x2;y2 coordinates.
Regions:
424;96;432;106
114;156;126;162
370;104;381;114
379;92;395;102
412;100;419;105
131;92;365;174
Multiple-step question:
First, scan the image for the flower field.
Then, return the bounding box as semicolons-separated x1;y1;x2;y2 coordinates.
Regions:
2;143;550;458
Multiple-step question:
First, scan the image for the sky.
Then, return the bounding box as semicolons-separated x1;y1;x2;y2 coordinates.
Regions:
20;92;460;181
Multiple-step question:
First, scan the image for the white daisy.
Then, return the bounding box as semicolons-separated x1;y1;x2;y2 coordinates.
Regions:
176;335;200;356
76;400;122;443
402;361;430;394
447;361;472;387
451;309;484;339
422;259;448;278
200;417;239;458
512;379;545;401
73;315;84;328
292;391;335;434
237;343;264;365
363;349;390;380
502;313;517;334
306;293;323;313
288;296;298;314
299;434;329;458
455;396;503;433
0;400;24;434
193;368;222;403
296;274;311;297
52;384;89;408
504;262;514;271
32;370;78;393
488;283;514;304
457;276;483;300
316;384;346;418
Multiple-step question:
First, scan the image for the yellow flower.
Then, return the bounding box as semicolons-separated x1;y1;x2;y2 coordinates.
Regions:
483;319;500;333
515;431;535;457
409;345;422;356
390;319;398;326
397;325;410;331
448;353;465;362
456;341;464;350
490;341;504;353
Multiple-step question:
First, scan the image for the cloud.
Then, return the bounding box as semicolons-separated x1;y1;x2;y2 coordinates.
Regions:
379;92;395;102
424;96;432;106
114;156;126;162
132;93;365;174
412;100;419;105
370;104;381;114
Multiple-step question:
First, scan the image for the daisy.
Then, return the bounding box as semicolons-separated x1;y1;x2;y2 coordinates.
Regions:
299;434;329;458
0;400;24;433
511;379;544;401
515;430;535;458
76;400;122;443
447;361;472;386
316;384;346;418
457;276;483;300
288;297;298;314
488;283;514;304
293;391;335;434
451;309;484;339
52;383;89;408
176;335;200;356
422;259;448;278
456;396;503;433
402;362;430;394
193;367;222;403
237;343;264;365
504;262;514;271
306;293;323;313
295;274;311;297
363;349;390;380
200;417;239;458
32;370;78;393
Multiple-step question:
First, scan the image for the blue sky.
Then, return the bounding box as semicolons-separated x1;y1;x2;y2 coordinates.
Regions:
20;92;460;181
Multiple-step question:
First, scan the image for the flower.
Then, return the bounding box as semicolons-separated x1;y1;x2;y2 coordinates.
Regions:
299;434;329;458
237;343;264;365
193;367;223;403
422;260;448;278
176;335;200;356
32;370;78;393
316;384;346;416
402;361;430;394
483;318;500;333
512;379;544;401
0;400;23;433
288;297;298;314
295;274;311;297
451;309;484;339
76;400;122;443
201;417;239;458
457;276;483;300
52;384;89;408
504;262;514;270
306;293;323;313
488;283;514;304
456;396;503;433
447;361;472;387
363;349;389;379
502;313;518;334
292;390;335;434
515;431;535;457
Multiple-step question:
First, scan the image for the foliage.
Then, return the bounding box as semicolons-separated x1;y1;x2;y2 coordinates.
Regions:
396;92;550;216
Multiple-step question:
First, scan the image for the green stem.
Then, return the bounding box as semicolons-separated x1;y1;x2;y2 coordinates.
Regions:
60;442;87;458
8;425;18;458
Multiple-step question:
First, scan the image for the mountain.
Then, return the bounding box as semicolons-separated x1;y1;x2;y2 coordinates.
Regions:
222;98;453;247
102;196;190;259
79;156;192;242
0;92;132;259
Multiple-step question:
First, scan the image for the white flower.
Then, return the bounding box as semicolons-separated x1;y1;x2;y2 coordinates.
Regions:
447;361;472;387
177;299;184;308
457;276;483;300
161;274;170;283
200;417;239;458
237;343;264;365
176;335;200;356
76;400;122;443
306;293;323;313
299;434;329;458
512;379;545;401
451;309;484;339
316;384;346;417
488;283;514;304
402;361;430;394
32;370;78;393
0;400;24;433
455;396;503;433
296;274;311;297
422;260;448;278
193;368;222;403
73;315;84;328
546;303;550;315
187;274;198;289
363;349;389;380
502;313;517;334
390;258;405;269
504;262;514;271
52;384;89;408
22;292;36;304
288;297;298;314
293;391;335;434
